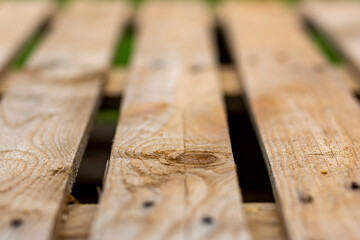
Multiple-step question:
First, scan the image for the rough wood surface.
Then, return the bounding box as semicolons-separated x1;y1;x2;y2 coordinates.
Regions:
60;203;285;240
0;73;103;240
219;2;360;240
90;2;249;240
300;1;360;77
0;1;130;240
0;1;53;75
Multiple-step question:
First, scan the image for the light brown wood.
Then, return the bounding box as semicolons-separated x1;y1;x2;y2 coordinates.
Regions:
59;204;97;240
300;1;360;77
219;2;360;240
90;1;249;240
59;203;286;240
106;66;243;97
0;1;130;240
27;1;131;81
0;1;53;74
2;66;358;99
244;203;286;240
219;65;242;97
105;68;127;97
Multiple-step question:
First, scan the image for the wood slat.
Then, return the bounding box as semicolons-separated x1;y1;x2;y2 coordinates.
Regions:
0;2;130;240
60;203;286;240
219;2;360;240
300;1;360;77
27;1;130;81
0;1;53;75
90;2;249;239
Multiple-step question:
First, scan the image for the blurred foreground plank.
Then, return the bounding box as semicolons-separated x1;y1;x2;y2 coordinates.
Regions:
60;203;286;240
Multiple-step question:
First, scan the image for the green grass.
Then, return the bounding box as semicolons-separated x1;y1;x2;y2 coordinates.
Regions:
308;28;343;65
112;29;135;67
13;31;44;69
96;109;120;124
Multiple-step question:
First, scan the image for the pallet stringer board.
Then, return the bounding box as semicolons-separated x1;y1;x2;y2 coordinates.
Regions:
60;203;286;240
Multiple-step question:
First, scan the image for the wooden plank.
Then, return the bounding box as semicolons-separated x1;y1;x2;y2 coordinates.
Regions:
0;1;130;240
0;1;53;75
60;203;286;240
90;2;249;240
219;2;360;240
300;1;360;77
27;1;130;81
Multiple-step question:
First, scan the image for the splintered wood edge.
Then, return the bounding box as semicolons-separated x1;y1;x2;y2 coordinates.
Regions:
59;203;287;240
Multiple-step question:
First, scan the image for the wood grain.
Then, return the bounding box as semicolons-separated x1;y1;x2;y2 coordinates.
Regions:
219;2;360;240
300;1;360;77
0;1;130;240
90;2;249;240
0;72;103;240
0;1;53;75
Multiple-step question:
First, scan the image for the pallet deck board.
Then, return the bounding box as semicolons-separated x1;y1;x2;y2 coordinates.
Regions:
300;1;360;76
0;1;53;74
219;2;360;239
0;1;130;240
27;1;131;81
90;2;249;239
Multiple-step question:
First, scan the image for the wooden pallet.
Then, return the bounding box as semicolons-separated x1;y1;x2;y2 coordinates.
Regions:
0;1;360;240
